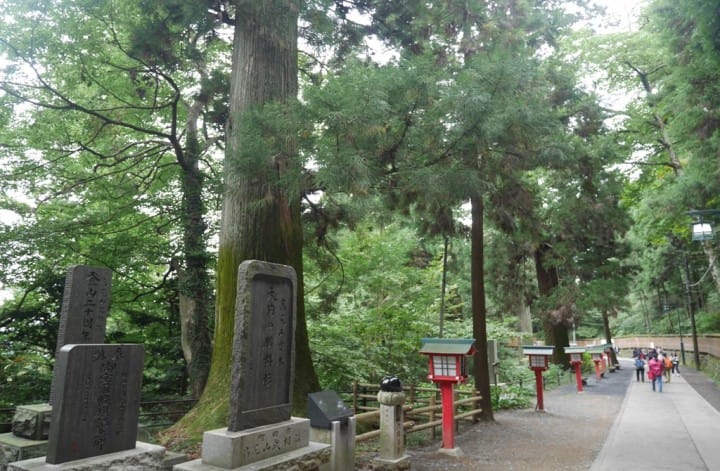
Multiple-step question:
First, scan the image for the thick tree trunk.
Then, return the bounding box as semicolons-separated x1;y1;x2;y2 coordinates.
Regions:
701;242;720;296
601;310;619;366
470;195;493;421
534;243;570;368
163;1;319;444
178;149;211;399
517;303;532;334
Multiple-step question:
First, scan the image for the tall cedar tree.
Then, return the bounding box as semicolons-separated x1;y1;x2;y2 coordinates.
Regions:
163;1;320;445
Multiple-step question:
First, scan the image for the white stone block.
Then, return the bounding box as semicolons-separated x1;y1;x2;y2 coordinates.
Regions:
201;418;309;469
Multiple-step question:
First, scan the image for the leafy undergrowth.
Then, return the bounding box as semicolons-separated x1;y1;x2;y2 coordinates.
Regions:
703;355;720;387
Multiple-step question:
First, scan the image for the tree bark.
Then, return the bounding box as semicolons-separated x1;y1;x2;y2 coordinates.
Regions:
163;1;319;443
601;310;619;366
517;303;532;334
700;242;720;296
534;243;570;368
470;195;493;421
178;152;211;399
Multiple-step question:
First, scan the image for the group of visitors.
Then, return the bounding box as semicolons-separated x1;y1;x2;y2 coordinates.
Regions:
632;347;680;393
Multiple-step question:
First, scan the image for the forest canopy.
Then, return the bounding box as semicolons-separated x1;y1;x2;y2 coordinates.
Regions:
0;0;719;426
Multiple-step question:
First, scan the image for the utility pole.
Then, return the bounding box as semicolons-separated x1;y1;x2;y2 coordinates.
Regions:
682;249;701;368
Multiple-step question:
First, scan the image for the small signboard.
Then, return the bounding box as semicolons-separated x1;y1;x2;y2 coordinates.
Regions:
307;390;353;430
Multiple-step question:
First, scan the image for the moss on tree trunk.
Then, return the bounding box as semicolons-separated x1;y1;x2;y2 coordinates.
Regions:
160;2;319;450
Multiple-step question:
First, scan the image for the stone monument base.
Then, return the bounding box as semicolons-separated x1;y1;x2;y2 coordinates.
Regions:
0;433;48;463
174;442;330;471
438;446;464;457
372;455;411;471
173;418;330;471
7;441;165;470
11;404;52;441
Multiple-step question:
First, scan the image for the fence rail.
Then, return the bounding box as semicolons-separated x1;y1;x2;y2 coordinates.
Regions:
580;334;720;359
350;382;482;444
0;398;197;434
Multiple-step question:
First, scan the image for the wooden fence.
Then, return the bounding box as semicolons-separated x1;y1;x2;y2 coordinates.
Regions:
350;382;482;443
579;334;720;359
0;398;197;435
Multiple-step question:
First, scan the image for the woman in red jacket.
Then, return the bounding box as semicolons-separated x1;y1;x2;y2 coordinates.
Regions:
648;355;664;392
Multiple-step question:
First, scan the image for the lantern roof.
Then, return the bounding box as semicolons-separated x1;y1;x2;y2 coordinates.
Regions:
419;338;476;356
522;345;555;356
564;346;586;354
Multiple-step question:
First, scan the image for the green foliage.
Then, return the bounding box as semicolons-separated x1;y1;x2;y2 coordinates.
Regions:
695;310;720;334
306;216;441;391
702;354;720;388
492;384;533;410
0;350;53;406
581;352;595;376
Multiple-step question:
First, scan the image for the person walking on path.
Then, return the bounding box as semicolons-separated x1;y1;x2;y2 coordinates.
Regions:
634;356;645;382
648;354;664;392
671;352;680;376
664;354;673;382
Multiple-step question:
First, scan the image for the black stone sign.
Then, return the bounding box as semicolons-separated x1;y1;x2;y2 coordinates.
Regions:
307;390;354;430
49;265;112;406
46;344;144;464
228;260;297;432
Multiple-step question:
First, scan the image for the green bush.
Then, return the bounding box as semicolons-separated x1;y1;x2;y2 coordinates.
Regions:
492;384;533;409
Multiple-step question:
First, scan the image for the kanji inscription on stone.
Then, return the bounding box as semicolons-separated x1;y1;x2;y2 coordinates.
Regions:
46;344;144;464
229;260;296;432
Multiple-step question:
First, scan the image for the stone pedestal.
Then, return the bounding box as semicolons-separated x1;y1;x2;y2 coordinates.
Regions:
310;417;356;471
11;405;52;441
162;451;189;470
7;441;164;470
0;433;48;464
174;418;330;471
373;391;410;470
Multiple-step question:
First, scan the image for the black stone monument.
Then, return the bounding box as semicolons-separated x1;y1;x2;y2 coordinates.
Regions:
49;265;112;406
45;343;144;464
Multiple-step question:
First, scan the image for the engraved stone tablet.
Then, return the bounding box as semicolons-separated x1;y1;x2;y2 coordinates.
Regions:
46;344;144;464
228;260;297;432
49;265;112;406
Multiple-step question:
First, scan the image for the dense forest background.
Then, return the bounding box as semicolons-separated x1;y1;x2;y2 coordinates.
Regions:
1;0;720;440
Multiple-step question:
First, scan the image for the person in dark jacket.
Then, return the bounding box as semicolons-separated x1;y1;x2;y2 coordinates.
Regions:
634;356;645;382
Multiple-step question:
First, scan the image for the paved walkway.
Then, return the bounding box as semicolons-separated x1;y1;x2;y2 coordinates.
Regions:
591;359;720;470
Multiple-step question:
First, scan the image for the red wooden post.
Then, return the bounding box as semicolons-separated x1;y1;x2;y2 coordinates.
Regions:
440;382;455;449
534;368;545;411
593;358;602;380
574;362;584;392
419;338;476;455
522;346;555;412
564;347;585;393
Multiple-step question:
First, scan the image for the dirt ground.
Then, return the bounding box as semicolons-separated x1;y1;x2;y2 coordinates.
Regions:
357;364;632;470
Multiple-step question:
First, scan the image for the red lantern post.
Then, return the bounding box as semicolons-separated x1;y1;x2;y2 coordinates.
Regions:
588;346;605;380
419;338;476;456
564;346;586;393
522;346;555;411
